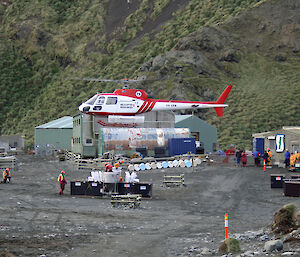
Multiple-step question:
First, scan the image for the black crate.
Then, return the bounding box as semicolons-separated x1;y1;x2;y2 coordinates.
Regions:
117;182;152;198
117;182;133;195
131;183;152;198
136;147;148;158
291;174;300;180
284;180;300;197
270;174;285;188
70;181;88;195
85;182;103;196
154;147;167;158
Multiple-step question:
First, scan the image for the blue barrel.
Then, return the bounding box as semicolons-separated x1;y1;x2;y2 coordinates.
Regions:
185;159;192;168
140;163;146;171
162;161;168;168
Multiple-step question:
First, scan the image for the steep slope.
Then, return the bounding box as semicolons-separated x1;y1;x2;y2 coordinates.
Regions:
137;0;300;148
0;0;299;150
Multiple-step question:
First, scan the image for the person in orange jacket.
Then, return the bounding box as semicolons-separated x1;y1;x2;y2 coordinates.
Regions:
293;151;300;170
295;151;300;162
290;152;296;171
57;170;67;195
2;168;11;183
114;162;120;169
267;148;272;166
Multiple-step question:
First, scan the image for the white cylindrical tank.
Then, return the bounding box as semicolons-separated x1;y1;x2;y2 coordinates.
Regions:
145;163;151;170
178;160;185;168
150;162;157;169
101;171;121;183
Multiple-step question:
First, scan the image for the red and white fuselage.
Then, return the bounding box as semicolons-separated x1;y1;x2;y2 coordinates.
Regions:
79;85;232;117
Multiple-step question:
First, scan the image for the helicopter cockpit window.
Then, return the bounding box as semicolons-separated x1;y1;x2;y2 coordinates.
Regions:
106;97;118;105
96;96;105;105
86;95;98;105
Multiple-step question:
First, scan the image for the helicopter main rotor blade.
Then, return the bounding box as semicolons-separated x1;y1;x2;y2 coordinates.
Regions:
71;77;143;83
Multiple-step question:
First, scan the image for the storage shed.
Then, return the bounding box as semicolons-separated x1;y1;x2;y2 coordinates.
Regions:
0;135;25;152
35;116;73;154
252;126;300;165
175;115;217;153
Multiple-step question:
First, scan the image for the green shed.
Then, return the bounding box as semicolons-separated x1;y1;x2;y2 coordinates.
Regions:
35;116;73;154
175;115;217;153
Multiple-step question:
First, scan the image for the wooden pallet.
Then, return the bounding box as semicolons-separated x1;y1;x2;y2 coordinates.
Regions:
163;174;185;187
0;156;17;172
111;194;142;208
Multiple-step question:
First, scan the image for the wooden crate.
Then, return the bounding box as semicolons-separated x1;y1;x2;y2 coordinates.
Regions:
111;194;142;208
0;156;17;172
163;174;185;187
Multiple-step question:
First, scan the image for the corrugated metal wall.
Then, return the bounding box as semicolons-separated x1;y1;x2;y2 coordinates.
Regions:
175;116;217;153
35;128;72;153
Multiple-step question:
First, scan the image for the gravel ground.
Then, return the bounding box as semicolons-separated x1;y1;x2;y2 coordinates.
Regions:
0;154;300;257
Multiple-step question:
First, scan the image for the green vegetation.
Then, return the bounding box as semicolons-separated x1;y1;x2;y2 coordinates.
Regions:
272;203;297;234
219;238;241;254
0;0;299;150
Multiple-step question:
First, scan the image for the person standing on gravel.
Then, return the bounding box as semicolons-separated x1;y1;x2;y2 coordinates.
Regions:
235;148;242;166
57;170;67;195
267;148;272;166
284;149;290;168
2;168;11;183
241;150;247;167
253;150;260;167
263;150;269;166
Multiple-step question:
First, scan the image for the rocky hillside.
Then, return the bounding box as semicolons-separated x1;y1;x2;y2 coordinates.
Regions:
0;0;299;149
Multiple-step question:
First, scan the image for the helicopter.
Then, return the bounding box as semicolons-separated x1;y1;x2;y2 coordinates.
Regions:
77;78;232;123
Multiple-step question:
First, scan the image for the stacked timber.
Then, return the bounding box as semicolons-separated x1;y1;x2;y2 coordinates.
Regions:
0;156;17;172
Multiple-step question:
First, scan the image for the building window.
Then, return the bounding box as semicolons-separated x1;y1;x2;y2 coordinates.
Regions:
86;138;93;144
269;139;275;150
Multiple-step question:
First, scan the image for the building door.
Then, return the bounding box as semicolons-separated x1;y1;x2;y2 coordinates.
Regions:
191;132;199;141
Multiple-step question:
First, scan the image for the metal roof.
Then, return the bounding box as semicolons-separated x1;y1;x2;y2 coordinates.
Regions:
35;116;73;129
252;126;300;137
175;115;193;123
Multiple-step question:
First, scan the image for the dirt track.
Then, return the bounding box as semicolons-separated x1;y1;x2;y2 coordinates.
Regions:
0;155;299;257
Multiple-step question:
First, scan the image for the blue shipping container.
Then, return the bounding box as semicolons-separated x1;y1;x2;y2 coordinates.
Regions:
252;138;264;156
168;138;196;156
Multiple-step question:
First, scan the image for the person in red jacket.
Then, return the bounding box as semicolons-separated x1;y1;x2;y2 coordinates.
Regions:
104;163;113;172
57;170;67;195
241;151;247;167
